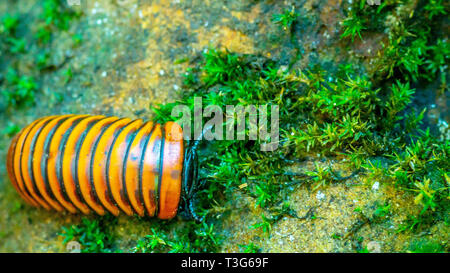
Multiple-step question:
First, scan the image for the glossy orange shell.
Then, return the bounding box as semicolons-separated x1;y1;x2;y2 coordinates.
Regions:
6;115;184;219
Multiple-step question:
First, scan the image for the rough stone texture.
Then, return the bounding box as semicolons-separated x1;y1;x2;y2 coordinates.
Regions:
0;0;447;252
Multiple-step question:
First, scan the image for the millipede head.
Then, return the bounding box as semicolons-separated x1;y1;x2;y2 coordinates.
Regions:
179;138;203;221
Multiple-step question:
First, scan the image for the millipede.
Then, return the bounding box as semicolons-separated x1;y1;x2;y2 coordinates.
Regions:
6;114;201;220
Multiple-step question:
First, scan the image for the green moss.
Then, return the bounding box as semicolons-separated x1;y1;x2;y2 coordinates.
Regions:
335;1;449;236
146;42;448;249
133;222;220;253
1;122;20;137
389;130;449;220
272;7;299;32
41;0;81;32
1;68;38;107
202;48;246;87
1;14;20;35
423;0;447;19
339;0;448;91
340;0;398;42
239;243;261;253
60;217;117;253
408;239;447;253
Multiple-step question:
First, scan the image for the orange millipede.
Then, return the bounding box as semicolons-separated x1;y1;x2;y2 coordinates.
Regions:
6;114;200;220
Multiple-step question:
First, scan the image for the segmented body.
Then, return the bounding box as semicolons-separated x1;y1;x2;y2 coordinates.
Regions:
6;115;184;219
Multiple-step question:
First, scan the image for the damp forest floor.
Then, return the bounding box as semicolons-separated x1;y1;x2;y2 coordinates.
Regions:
0;0;448;253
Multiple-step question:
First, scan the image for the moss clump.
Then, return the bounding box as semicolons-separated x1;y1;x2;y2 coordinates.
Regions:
340;0;400;42
36;0;81;44
60;216;117;253
148;38;448;250
271;7;299;32
408;239;447;253
132;222;220;253
340;0;449;90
